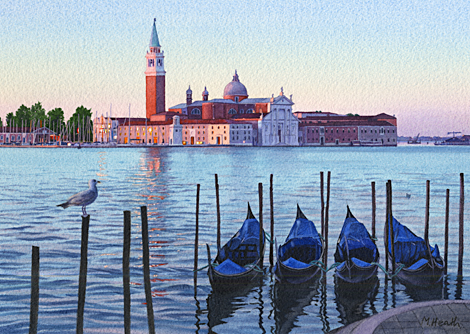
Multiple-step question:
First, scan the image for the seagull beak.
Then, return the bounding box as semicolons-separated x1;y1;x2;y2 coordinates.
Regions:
97;181;101;183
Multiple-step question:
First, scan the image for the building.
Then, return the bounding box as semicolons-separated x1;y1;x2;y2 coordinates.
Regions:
113;20;398;147
93;115;121;143
296;112;397;146
0;127;57;145
169;71;271;121
258;88;299;146
146;18;166;119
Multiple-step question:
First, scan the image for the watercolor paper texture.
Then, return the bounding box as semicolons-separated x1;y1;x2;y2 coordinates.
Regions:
1;1;470;333
1;0;469;136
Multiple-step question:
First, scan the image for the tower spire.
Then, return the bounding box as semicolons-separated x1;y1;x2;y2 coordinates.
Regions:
150;18;161;48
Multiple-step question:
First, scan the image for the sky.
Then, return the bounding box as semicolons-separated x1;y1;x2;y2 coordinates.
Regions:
1;0;469;136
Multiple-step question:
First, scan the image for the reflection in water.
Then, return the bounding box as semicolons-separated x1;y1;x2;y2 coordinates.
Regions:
320;276;330;333
403;281;444;302
272;276;320;334
96;151;108;178
455;275;465;300
206;277;263;332
334;275;379;326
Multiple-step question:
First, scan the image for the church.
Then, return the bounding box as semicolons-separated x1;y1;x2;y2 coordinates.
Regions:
109;20;396;146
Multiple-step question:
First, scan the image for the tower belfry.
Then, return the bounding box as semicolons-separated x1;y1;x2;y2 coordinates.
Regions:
146;18;166;118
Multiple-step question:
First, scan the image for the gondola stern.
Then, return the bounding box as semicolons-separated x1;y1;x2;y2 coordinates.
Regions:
346;205;355;219
296;204;308;220
246;202;256;220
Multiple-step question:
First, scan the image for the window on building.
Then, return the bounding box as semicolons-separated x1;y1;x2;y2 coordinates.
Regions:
228;109;237;114
191;108;201;115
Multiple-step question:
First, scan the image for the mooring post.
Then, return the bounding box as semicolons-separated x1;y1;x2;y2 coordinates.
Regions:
123;211;131;334
385;181;389;272
388;180;396;275
194;184;200;287
259;182;263;267
141;206;155;334
371;181;376;239
77;215;90;334
269;174;274;268
445;189;450;275
458;173;464;277
320;172;325;238
424;180;433;259
29;246;39;334
324;171;330;268
215;174;221;251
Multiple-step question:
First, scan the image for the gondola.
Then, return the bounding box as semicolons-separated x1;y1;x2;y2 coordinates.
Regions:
207;203;266;291
334;206;379;283
274;205;324;284
385;215;444;285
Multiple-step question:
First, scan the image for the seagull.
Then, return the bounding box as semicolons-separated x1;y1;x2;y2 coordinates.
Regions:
57;179;100;217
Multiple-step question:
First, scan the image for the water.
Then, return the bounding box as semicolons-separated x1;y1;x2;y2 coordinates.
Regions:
0;145;469;333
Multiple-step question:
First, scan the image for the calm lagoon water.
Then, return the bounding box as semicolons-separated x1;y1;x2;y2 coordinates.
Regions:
0;145;469;333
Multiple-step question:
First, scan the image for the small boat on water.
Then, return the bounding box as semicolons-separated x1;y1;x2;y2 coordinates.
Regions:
274;205;324;284
207;203;265;290
334;207;379;283
385;216;444;285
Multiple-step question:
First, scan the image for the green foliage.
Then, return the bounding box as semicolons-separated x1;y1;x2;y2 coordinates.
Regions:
67;106;93;142
0;117;2;127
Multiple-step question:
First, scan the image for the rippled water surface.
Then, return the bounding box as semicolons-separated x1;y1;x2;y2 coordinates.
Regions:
1;146;469;333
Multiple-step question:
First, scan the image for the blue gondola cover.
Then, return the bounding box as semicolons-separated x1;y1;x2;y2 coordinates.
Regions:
216;217;264;270
387;217;440;266
334;216;378;266
278;217;322;268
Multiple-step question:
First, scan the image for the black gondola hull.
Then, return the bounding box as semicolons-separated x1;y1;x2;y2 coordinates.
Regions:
335;261;379;284
274;256;322;284
387;254;444;286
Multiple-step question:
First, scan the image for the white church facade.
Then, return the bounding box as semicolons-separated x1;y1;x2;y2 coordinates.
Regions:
258;89;300;146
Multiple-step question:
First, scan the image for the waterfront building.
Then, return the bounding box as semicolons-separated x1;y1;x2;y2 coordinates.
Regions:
169;71;271;120
257;88;299;146
116;116;254;146
0;127;57;145
112;20;399;147
296;112;397;146
93;115;121;143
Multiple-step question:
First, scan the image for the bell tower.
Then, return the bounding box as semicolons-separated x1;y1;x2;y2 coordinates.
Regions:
146;19;166;119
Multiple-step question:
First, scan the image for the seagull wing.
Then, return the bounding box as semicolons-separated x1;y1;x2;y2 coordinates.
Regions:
66;188;98;207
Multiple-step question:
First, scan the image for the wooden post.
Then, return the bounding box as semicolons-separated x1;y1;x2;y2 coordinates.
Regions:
320;172;325;238
259;182;263;267
445;189;450;275
388;180;396;274
385;181;389;272
215;174;221;251
76;215;90;334
123;211;131;334
371;181;376;239
323;172;330;267
141;206;155;334
194;184;200;285
424;181;433;259
29;246;39;334
269;174;274;267
458;173;464;277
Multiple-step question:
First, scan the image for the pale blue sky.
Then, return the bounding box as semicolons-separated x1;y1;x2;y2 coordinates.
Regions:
1;0;469;136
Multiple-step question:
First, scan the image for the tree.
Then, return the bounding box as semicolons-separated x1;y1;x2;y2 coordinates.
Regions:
30;102;47;126
6;112;14;127
0;117;2;127
67;106;93;142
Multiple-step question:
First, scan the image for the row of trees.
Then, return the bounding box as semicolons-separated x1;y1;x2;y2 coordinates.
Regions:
2;102;94;142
